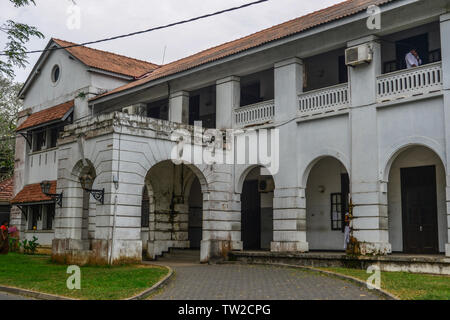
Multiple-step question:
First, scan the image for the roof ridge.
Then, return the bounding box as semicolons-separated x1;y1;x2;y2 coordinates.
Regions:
135;0;368;81
52;38;160;68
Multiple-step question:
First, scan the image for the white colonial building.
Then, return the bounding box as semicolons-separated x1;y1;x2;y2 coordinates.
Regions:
10;0;450;265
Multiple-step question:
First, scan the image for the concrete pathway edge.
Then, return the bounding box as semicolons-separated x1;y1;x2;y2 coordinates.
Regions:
127;265;174;300
0;285;74;300
224;261;400;300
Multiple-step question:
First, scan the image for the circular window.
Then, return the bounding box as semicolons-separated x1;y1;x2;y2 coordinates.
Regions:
51;65;60;83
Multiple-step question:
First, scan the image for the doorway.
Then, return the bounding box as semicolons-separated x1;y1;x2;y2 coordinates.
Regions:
401;165;439;254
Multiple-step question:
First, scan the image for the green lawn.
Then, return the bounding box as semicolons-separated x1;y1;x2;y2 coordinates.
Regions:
0;253;168;300
320;267;450;300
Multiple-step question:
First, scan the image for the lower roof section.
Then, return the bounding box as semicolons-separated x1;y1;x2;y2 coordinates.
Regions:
11;181;57;206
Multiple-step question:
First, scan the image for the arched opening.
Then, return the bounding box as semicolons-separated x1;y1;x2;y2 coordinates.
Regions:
305;157;349;251
69;159;98;243
144;160;205;259
241;166;274;251
387;146;447;254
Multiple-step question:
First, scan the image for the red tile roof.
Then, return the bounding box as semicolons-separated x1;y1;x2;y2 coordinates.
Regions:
10;181;57;205
16;100;74;132
0;178;13;203
53;38;159;78
91;0;395;101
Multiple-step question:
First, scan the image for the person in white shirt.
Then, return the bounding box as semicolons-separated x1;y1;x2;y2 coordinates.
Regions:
405;49;422;68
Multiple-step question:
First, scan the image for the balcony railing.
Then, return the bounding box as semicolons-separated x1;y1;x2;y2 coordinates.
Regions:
298;83;350;117
234;99;275;127
377;62;443;102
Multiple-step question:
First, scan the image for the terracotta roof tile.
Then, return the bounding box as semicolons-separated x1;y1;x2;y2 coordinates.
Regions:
0;178;13;203
91;0;395;101
16;100;74;132
10;181;56;205
53;39;159;78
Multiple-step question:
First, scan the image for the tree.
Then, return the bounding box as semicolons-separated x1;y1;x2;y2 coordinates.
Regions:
0;0;44;79
0;76;22;179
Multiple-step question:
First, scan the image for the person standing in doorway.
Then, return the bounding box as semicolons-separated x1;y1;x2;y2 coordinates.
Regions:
405;48;422;69
344;212;351;251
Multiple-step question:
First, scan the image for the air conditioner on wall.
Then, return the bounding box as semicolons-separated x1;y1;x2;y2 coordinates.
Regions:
345;44;373;66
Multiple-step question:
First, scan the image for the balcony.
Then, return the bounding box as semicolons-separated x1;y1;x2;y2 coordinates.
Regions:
298;83;350;118
234;99;275;128
377;62;443;103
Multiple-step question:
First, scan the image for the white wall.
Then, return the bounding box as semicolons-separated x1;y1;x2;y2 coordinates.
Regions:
388;146;447;253
306;157;347;251
23;50;91;111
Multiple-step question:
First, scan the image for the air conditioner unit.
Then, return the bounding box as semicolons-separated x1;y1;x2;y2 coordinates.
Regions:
258;178;275;193
122;104;146;116
345;44;373;66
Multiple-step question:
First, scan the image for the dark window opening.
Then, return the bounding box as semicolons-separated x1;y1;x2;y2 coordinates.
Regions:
28;205;40;230
33;130;46;152
49;126;61;148
189;95;200;126
429;49;442;63
147;99;169;121
241;82;261;107
44;204;55;230
338;55;348;84
330;173;350;232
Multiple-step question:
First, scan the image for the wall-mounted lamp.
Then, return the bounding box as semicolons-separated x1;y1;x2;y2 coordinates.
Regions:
318;185;326;194
40;181;63;207
80;174;104;204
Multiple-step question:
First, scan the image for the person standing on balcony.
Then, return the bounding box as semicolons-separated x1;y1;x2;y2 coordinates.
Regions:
405;48;422;69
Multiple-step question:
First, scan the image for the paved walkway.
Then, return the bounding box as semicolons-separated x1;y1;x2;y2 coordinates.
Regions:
148;250;383;300
0;292;31;300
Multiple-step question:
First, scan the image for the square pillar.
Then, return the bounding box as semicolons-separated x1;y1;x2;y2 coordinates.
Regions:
270;58;307;252
271;187;308;252
216;76;240;130
440;13;450;256
348;36;391;255
169;91;189;124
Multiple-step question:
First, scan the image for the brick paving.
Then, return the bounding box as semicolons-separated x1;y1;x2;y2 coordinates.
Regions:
149;251;383;300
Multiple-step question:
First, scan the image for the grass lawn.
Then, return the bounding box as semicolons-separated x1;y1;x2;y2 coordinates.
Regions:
0;253;168;300
320;267;450;300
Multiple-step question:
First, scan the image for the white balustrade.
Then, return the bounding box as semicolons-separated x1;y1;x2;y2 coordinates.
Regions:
298;83;349;116
377;62;442;102
234;99;275;127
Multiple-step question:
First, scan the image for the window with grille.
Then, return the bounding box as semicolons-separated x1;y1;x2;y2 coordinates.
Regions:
44;204;55;230
330;193;343;231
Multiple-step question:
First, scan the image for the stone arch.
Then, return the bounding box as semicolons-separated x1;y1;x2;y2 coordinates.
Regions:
304;155;350;251
300;149;351;188
385;143;448;254
381;136;447;182
238;165;276;251
143;160;208;259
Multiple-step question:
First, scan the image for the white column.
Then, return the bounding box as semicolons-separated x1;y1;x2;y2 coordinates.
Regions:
216;76;240;129
271;57;308;252
440;13;450;256
169;91;189;124
348;36;391;255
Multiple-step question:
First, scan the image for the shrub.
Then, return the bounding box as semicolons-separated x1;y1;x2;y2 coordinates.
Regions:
20;236;39;255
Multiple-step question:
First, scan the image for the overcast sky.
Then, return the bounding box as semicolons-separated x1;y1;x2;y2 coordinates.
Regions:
1;0;343;83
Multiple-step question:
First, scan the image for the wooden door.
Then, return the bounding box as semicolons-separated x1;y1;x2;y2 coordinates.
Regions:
401;166;439;254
